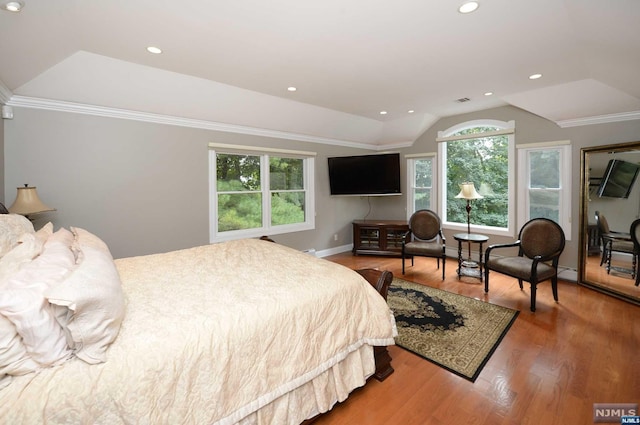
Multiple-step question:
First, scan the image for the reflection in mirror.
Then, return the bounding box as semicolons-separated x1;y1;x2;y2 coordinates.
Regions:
579;141;640;305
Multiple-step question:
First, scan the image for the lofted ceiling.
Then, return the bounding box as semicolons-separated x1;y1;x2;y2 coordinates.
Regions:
1;0;639;148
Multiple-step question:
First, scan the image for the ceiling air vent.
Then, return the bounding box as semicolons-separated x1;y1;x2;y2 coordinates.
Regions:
456;97;471;103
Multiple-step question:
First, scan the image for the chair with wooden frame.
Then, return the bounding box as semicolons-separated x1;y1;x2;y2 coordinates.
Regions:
484;218;565;312
401;209;446;279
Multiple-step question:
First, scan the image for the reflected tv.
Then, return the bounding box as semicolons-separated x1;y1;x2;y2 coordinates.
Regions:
597;159;640;198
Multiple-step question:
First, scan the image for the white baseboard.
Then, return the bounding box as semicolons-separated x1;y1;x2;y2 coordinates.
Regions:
316;244;352;258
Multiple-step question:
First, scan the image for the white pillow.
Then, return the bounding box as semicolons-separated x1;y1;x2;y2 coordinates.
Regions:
46;228;125;364
0;214;35;258
0;228;75;366
0;314;40;385
0;223;51;282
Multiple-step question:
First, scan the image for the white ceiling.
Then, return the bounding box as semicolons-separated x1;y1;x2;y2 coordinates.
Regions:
1;0;639;148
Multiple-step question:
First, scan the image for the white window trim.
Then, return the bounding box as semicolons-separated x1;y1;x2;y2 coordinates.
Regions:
405;153;437;219
516;141;572;240
437;120;516;237
208;145;316;243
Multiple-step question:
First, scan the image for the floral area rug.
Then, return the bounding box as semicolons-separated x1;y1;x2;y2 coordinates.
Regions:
388;278;519;382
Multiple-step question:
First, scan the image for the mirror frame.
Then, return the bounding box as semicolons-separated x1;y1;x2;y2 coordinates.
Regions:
579;140;640;306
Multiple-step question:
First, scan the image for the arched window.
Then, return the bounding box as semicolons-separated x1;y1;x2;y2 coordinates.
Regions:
437;120;515;236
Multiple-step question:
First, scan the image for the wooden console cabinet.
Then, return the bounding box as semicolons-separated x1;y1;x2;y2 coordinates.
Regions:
352;220;409;256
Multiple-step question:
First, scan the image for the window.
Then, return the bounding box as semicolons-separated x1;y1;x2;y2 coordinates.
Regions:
406;154;436;215
437;120;515;236
209;144;315;242
517;141;572;239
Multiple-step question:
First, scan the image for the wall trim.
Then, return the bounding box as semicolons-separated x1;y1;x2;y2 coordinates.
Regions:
6;95;414;151
556;110;640;128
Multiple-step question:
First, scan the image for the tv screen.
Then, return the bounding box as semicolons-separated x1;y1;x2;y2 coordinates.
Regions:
597;159;640;198
328;153;401;196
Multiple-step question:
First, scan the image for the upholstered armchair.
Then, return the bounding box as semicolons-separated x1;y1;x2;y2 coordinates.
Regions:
401;209;446;279
484;218;565;312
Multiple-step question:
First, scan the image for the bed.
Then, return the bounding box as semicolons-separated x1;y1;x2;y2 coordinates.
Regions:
0;214;397;424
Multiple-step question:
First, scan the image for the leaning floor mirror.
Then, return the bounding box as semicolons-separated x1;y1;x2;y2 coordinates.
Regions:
579;141;640;305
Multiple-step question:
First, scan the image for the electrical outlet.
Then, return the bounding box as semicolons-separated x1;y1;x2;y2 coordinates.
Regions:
333;234;338;241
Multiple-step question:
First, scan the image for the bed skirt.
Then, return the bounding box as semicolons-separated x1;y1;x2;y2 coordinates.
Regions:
233;344;375;425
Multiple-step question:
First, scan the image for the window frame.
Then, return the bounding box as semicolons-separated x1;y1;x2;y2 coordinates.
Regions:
517;140;572;240
208;143;316;242
406;153;437;219
437;119;516;237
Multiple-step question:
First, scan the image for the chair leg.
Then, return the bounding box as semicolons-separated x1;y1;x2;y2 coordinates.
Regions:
402;254;406;275
441;256;445;280
484;268;489;293
518;279;524;290
530;282;537;312
552;277;559;302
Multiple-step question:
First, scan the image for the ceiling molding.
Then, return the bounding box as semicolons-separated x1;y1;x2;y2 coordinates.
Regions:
6;95;409;151
555;110;640;128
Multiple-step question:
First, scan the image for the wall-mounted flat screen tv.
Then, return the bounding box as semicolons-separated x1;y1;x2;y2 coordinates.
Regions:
597;159;640;198
328;153;401;196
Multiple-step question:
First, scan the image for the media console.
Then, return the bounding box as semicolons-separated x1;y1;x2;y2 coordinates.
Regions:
352;220;409;256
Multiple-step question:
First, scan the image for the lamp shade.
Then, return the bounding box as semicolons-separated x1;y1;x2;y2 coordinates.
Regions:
455;182;483;200
8;185;56;215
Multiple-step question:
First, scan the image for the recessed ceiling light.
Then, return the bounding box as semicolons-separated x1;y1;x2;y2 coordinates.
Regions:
458;1;479;14
287;86;297;92
484;92;493;96
2;1;24;12
408;110;415;114
146;46;162;54
529;73;543;80
380;111;388;115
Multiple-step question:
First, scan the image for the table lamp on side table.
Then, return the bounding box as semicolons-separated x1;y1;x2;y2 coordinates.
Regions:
8;184;56;221
455;182;483;266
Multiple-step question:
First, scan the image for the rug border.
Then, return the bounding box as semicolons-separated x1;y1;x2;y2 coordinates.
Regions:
390;278;520;383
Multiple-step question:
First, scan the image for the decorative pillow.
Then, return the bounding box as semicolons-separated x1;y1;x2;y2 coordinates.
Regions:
46;228;125;364
0;230;49;283
0;214;35;258
0;228;76;366
0;314;40;387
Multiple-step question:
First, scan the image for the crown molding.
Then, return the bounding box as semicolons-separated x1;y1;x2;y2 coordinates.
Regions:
6;95;412;151
556;110;640;128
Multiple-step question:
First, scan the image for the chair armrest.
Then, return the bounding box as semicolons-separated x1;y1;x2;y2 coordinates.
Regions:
402;230;412;245
484;240;521;263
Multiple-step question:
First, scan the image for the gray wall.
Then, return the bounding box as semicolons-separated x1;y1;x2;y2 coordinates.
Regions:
3;107;400;258
3;105;640;271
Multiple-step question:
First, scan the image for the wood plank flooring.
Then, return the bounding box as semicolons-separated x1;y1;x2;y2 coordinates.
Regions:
314;252;640;425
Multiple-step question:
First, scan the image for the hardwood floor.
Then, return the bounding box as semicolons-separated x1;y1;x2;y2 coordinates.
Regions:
314;252;640;425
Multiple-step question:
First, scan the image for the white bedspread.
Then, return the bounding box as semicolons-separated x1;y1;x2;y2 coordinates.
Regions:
0;239;396;424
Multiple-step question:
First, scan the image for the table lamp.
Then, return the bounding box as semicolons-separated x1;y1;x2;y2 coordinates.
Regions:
8;184;56;220
455;182;483;263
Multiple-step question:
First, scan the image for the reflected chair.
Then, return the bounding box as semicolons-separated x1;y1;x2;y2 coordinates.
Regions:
401;209;446;279
629;219;640;286
595;211;636;275
484;218;565;312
